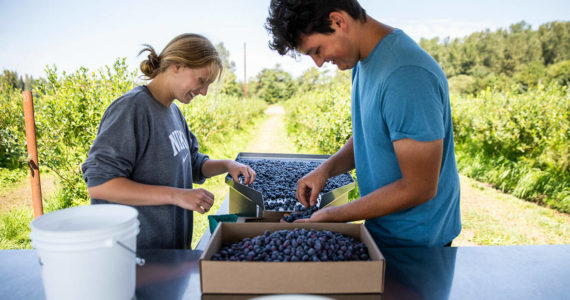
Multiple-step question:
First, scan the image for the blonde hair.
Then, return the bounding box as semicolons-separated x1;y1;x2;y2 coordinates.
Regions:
139;33;222;82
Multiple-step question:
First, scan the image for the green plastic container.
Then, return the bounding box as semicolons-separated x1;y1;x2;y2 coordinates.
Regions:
207;214;239;234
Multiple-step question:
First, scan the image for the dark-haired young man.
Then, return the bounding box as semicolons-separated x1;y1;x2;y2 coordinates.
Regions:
266;0;461;247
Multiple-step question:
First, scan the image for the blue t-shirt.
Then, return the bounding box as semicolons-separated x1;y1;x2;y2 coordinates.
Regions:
352;29;461;247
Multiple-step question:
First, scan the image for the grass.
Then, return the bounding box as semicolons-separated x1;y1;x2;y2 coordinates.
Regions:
0;180;72;250
0;207;33;249
0;167;51;249
456;149;570;214
453;175;570;246
0;167;27;188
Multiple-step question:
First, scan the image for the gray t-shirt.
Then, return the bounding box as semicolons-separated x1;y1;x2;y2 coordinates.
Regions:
81;86;209;249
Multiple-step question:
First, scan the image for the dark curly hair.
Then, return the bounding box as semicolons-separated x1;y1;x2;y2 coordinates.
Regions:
265;0;367;56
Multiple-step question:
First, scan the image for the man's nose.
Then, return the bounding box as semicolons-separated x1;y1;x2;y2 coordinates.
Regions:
311;55;324;68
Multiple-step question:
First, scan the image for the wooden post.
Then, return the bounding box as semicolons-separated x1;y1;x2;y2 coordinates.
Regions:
22;91;43;218
243;42;247;99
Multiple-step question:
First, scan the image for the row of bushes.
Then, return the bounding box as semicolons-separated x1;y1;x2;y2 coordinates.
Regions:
284;82;569;213
284;82;352;154
452;84;569;212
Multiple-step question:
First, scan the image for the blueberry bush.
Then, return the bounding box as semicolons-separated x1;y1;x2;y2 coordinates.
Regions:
452;84;569;212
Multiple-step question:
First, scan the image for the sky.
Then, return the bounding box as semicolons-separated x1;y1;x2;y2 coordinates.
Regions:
1;0;569;82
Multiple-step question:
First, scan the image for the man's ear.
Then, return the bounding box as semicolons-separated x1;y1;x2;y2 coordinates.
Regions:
329;11;347;31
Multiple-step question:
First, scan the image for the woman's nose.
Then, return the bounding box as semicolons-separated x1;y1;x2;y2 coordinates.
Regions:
200;85;208;96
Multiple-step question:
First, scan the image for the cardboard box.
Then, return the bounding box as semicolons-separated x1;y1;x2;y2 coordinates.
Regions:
200;223;385;294
236;214;282;223
201;294;382;299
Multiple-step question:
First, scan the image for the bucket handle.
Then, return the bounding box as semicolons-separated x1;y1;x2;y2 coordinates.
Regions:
36;242;145;267
116;241;145;266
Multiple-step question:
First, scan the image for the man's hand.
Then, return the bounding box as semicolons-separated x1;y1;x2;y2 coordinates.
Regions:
227;161;256;185
292;206;335;223
296;168;328;208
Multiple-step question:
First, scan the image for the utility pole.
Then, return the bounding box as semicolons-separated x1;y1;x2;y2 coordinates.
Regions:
243;42;247;99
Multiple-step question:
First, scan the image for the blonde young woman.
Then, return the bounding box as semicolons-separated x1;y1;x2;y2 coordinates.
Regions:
82;34;256;249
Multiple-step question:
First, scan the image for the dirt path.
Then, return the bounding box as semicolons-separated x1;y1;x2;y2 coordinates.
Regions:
244;105;297;153
0;173;58;212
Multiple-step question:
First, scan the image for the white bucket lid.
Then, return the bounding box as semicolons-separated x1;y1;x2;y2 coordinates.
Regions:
30;204;139;244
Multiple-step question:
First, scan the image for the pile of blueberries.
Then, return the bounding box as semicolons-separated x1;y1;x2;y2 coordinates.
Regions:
234;158;353;211
211;228;370;262
283;206;319;222
264;199;306;212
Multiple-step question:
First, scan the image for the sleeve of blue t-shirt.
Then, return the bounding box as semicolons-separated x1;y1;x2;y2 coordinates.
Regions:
382;66;445;142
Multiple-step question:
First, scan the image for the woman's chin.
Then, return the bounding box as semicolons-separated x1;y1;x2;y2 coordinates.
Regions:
179;95;193;104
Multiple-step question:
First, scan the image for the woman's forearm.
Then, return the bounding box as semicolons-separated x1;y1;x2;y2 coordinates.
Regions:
200;159;231;178
87;177;178;206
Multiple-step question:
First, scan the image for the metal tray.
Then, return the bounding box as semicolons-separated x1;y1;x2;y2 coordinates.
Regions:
225;152;355;217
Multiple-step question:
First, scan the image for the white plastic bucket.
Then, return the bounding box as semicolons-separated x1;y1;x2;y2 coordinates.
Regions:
30;204;141;300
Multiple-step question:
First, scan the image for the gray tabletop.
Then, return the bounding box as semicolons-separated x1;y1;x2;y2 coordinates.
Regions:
2;245;570;299
2;197;569;299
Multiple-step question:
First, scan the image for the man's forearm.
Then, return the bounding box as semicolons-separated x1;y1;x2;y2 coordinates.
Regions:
320;136;355;178
325;177;433;222
324;138;443;222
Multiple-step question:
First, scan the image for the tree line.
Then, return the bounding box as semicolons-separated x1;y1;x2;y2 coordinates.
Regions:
420;21;570;94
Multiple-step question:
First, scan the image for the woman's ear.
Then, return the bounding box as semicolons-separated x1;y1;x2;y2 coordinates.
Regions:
170;64;181;73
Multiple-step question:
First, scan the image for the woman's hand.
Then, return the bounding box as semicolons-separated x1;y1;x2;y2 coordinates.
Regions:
173;188;215;214
227;161;256;185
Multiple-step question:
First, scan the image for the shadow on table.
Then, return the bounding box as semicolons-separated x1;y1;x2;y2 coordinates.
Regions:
136;250;201;300
382;247;457;300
